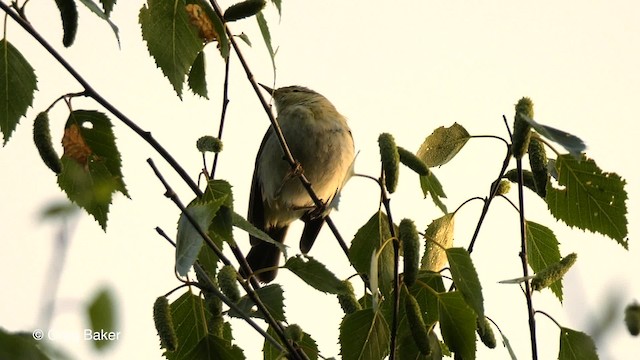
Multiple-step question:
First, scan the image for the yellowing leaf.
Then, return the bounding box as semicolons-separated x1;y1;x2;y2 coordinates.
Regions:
417;123;470;167
57;110;127;230
421;213;455;271
186;3;219;43
62;123;93;167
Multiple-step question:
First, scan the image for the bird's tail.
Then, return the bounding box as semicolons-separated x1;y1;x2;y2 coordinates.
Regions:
244;226;288;283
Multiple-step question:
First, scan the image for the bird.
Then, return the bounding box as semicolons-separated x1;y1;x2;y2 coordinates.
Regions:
245;84;355;283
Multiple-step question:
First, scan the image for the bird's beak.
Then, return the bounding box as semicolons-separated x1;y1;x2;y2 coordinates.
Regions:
258;83;275;94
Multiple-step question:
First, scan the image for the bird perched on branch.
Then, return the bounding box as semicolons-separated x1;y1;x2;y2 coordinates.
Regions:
245;84;355;283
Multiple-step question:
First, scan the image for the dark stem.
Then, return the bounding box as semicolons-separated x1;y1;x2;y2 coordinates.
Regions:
466;141;512;254
154;227;286;353
210;57;231;179
148;159;303;359
516;158;538;360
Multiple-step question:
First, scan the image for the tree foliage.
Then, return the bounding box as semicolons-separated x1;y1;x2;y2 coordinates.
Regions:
0;0;631;359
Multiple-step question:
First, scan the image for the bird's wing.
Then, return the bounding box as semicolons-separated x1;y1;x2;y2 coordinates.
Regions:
247;126;273;245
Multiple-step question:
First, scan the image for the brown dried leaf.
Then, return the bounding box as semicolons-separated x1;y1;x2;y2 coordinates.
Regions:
186;4;218;43
62;123;92;166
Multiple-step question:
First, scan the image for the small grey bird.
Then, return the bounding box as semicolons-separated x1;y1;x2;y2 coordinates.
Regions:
245;84;355;283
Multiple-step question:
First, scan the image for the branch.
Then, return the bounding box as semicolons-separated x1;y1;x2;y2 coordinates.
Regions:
209;57;231;180
516;158;538;360
0;2;202;197
147;159;305;360
154;227;286;353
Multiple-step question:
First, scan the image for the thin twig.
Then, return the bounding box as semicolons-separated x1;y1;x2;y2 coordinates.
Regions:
148;159;300;359
466;140;512;254
516;158;538;360
210;57;231;179
154;227;286;353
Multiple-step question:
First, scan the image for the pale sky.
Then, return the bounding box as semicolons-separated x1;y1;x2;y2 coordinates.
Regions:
1;1;639;359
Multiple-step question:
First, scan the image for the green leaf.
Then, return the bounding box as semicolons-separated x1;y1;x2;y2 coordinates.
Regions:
264;325;318;360
546;154;628;247
525;221;562;301
446;248;484;326
165;291;209;360
284;255;350;295
229;284;286;322
339;308;390;360
186;335;245;360
558;327;598;360
99;0;116;16
57;111;128;230
188;51;208;98
176;197;226;276
0;39;38;145
421;214;455;272
139;0;204;97
495;327;518;360
237;33;252;47
420;170;447;213
349;211;394;297
438;291;476;360
411;271;445;326
256;12;277;76
269;0;281;16
520;114;586;159
86;287;117;351
77;0;121;46
231;211;285;254
0;328;50;360
54;0;78;47
416;123;470;167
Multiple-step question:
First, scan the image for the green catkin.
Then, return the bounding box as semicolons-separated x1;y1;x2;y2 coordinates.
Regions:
285;324;304;342
404;291;431;356
33;112;62;174
196;135;223;153
504;169;538;195
217;265;241;303
625;302;640;336
153;296;178;352
337;280;361;314
397;146;429;176
531;253;577;291
495;180;511;196
223;0;266;22
54;0;78;47
511;97;534;159
378;133;400;193
528;138;548;197
399;219;420;287
477;317;497;349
